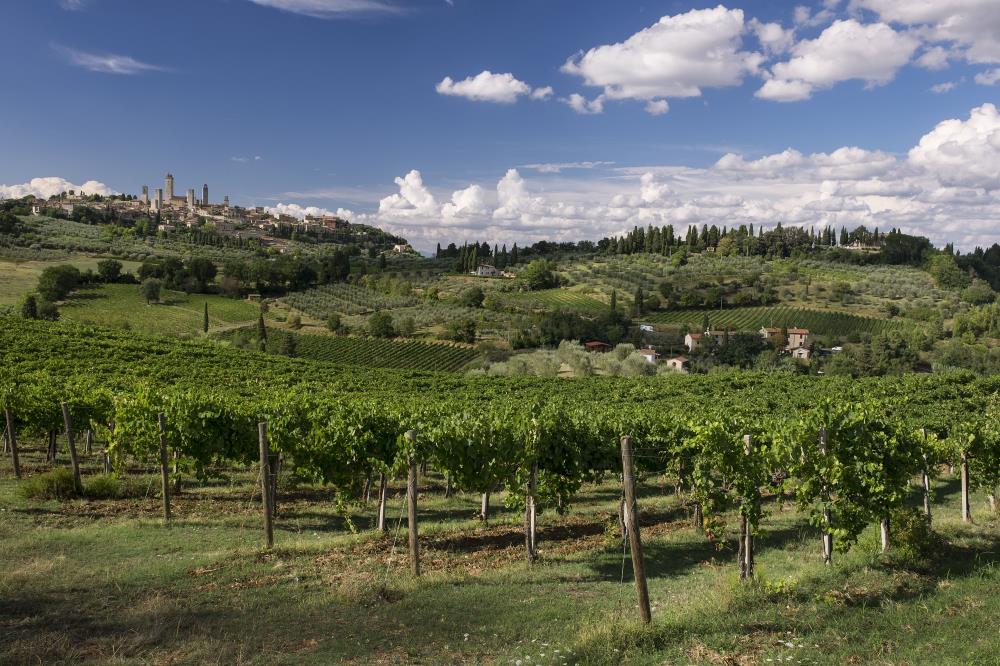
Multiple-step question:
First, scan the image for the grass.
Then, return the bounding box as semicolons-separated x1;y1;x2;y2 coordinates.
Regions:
2;442;998;664
0;256;142;306
60;283;260;336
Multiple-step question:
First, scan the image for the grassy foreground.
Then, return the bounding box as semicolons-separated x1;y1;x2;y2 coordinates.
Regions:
1;444;999;665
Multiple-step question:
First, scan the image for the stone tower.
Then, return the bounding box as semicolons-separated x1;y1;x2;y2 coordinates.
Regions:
187;189;195;210
202;183;209;206
165;173;174;201
141;185;149;204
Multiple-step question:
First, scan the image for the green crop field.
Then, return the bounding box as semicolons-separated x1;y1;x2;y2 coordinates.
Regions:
60;284;259;336
217;325;481;372
644;305;899;337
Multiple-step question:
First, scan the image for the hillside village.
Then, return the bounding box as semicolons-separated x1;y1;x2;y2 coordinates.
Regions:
25;171;410;254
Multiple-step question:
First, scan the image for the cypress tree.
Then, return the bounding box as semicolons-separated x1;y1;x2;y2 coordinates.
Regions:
203;302;209;333
257;314;267;351
610;289;618;317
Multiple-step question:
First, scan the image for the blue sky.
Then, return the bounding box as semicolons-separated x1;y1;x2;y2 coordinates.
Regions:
2;0;1000;252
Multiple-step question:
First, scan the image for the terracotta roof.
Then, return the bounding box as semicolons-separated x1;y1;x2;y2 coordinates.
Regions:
637;348;659;355
787;328;810;334
687;333;703;339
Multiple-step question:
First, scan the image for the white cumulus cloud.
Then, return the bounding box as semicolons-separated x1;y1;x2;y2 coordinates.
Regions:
758;19;920;101
436;71;551;104
0;177;115;199
561;6;763;107
908;103;1000;190
851;0;1000;64
267;105;1000;255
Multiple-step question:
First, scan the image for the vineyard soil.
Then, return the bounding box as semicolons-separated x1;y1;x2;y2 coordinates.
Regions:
1;446;998;665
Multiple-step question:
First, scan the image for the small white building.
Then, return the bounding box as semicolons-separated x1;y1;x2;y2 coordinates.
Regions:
684;332;703;352
475;264;499;277
637;348;660;364
791;346;812;360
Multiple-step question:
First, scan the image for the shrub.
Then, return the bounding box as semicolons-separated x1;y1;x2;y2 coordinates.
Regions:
18;468;81;500
84;474;122;499
368;311;395;338
888;507;944;564
440;318;476;344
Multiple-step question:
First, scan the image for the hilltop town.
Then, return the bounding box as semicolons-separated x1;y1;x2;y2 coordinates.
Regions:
26;171;409;254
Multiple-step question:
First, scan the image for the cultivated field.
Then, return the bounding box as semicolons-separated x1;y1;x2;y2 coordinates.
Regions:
644;306;900;338
217;326;482;372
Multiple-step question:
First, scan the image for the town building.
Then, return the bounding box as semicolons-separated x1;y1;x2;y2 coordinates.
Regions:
475;264;499;277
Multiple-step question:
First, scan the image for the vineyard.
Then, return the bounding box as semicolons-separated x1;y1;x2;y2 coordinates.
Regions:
216;325;481;372
644;305;899;337
283;283;420;317
488;288;608;314
3;318;1000;663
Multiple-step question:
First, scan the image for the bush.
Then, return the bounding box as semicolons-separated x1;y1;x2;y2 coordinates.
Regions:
459;286;485;308
37;300;59;321
84;474;122;499
288;314;303;330
18;468;81;500
440;318;476;344
368;311;395;338
889;507;944;564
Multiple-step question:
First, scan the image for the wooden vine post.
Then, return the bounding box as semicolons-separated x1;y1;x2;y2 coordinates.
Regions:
620;435;651;624
60;403;82;491
258;421;274;549
921;428;932;520
4;408;20;479
960;450;972;523
819;427;833;566
480;491;490;522
376;472;388;532
405;430;420;577
157;413;171;523
739;434;755;581
525;462;538;562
